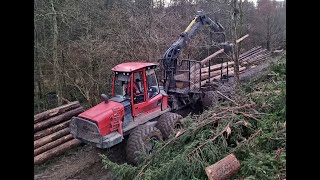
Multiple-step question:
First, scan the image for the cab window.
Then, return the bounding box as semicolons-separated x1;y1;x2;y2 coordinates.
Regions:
146;69;159;99
133;71;145;104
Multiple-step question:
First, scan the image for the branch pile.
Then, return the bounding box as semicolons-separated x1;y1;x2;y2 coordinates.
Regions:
34;101;84;165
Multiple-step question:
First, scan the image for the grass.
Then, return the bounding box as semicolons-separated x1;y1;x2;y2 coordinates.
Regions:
101;56;286;180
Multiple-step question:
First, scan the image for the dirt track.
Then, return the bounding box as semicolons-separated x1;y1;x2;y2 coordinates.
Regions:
34;140;127;180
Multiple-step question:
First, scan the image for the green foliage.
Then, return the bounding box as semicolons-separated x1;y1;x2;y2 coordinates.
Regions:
101;58;286;179
101;154;138;179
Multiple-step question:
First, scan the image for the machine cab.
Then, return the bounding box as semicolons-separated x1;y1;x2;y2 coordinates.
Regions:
111;62;168;118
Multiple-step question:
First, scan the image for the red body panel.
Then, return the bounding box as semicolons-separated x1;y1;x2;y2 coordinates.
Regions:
146;93;162;112
78;101;124;136
161;94;169;110
112;62;158;72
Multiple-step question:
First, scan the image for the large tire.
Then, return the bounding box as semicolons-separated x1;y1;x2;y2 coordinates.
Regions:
202;91;219;108
156;112;183;140
126;125;162;165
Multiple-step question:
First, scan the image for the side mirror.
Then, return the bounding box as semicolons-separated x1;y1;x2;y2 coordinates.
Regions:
101;94;109;103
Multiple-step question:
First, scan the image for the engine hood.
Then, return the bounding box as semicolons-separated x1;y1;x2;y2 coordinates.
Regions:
78;100;124;136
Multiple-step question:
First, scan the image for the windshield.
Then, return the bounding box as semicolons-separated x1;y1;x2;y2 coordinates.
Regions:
113;72;130;97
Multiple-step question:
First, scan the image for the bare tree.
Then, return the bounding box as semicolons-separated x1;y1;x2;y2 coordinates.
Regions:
34;0;286;112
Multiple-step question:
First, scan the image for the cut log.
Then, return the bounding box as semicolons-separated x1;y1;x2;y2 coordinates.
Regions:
240;49;267;62
34;120;70;141
176;49;226;81
34;106;84;132
34;134;73;156
245;52;271;64
236;34;249;44
34;128;70;149
205;153;240;180
201;67;237;80
34;101;80;124
201;61;234;74
191;67;245;89
250;54;271;64
240;48;265;61
34;139;81;165
208;67;245;80
239;46;262;59
241;52;271;66
188;49;225;75
200;49;225;66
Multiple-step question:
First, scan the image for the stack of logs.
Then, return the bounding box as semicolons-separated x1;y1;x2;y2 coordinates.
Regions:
34;101;85;165
198;46;271;83
239;46;271;66
175;46;270;90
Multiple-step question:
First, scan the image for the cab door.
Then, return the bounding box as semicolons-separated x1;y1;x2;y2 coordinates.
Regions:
145;68;162;112
131;69;148;117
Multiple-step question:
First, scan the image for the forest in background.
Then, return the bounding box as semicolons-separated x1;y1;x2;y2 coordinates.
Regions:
34;0;286;114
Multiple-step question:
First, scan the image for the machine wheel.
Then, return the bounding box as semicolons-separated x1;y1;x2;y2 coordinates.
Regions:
126;125;162;165
202;91;219;108
156;112;183;140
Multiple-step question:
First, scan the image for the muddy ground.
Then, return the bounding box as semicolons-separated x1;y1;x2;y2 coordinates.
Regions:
34;57;277;180
34;140;126;180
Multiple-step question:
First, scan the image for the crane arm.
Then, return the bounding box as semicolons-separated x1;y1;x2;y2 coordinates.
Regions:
162;10;232;90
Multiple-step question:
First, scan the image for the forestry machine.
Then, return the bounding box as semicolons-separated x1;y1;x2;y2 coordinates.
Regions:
70;10;233;165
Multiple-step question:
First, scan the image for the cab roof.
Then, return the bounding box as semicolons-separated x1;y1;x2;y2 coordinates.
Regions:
111;62;158;72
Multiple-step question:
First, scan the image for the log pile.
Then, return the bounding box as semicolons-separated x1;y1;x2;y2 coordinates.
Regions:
34;101;85;165
174;46;270;90
239;46;271;66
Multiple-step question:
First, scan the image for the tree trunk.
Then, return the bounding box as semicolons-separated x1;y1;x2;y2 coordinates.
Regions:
205;153;240;180
34;120;71;140
237;0;244;69
51;0;62;105
232;0;240;82
34;106;84;132
34;128;70;149
34;101;80;123
34;134;74;156
34;139;81;165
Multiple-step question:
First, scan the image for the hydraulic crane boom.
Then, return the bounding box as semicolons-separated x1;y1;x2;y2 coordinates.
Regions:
162;10;232;90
